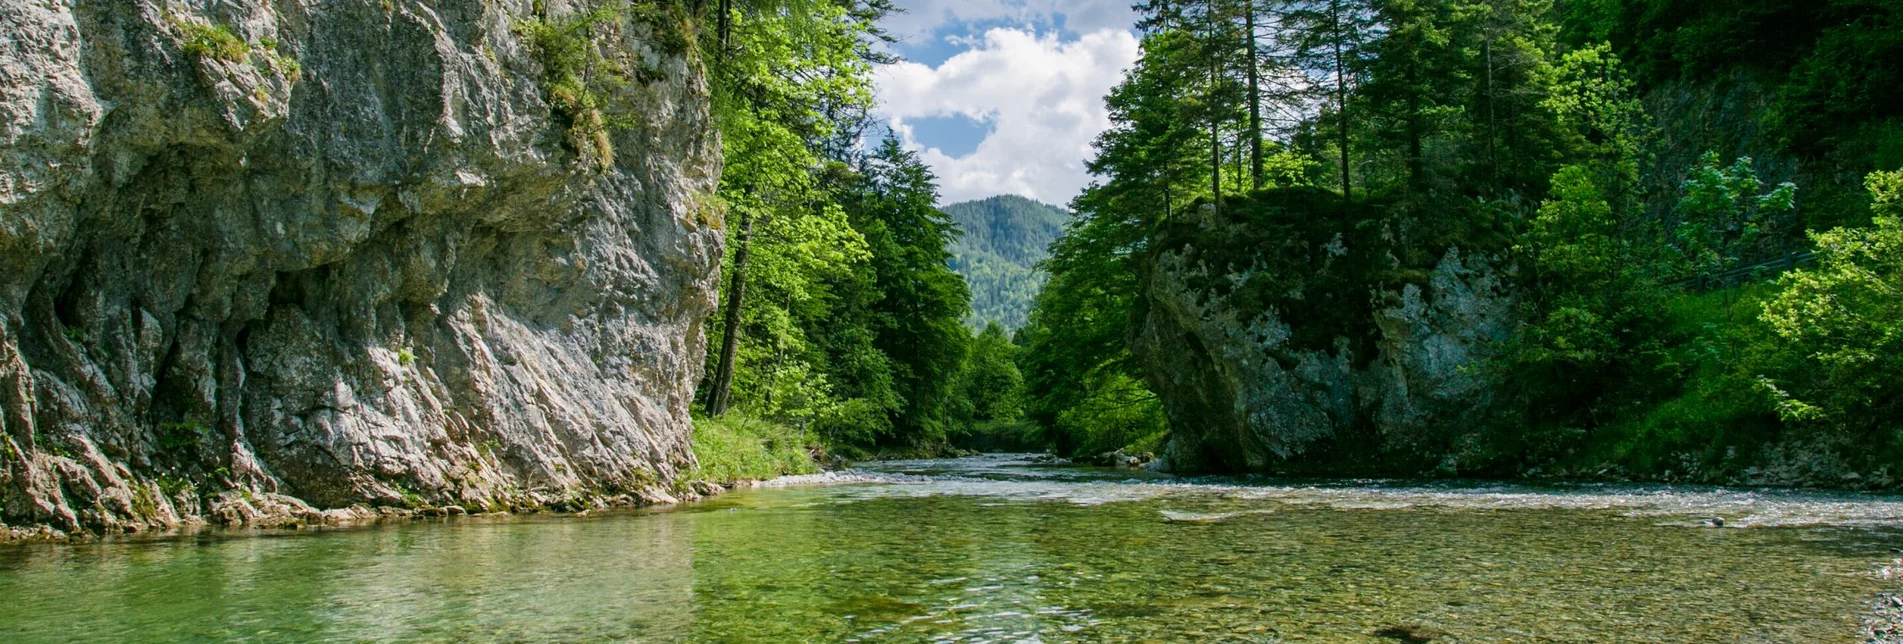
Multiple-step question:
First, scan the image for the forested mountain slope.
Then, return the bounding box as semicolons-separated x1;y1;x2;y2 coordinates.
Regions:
944;196;1068;330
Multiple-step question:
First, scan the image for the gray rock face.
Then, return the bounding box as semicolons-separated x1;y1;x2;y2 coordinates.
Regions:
0;0;723;536
1134;237;1513;474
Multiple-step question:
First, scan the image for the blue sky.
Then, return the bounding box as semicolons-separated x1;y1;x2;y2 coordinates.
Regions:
873;1;1141;206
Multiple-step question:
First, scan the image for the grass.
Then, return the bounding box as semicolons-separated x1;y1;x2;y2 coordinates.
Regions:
173;18;249;62
690;413;820;484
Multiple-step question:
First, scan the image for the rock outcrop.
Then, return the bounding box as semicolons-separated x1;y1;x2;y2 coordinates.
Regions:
1131;198;1514;474
0;0;723;537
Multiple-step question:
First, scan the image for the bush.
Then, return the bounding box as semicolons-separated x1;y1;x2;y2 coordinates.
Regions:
952;419;1043;453
690;413;820;483
1755;169;1903;440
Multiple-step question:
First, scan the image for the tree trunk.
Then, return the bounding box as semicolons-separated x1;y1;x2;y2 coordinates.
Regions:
717;0;732;51
1210;59;1223;211
1405;55;1424;194
1245;0;1263;190
1164;176;1174;222
1484;29;1500;194
705;209;754;417
1332;0;1351;207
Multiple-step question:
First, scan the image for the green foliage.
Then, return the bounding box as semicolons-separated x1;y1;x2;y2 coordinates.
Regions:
954;323;1024;423
174;18;249;62
696;2;971;458
944;196;1068;330
156;420;213;453
1754;170;1903;435
1019;0;1903;482
1672;153;1797;276
945;323;1040;453
259;39;302;80
831;137;973;446
690;413;820;483
516;6;633;171
1018;176;1170;457
1050;371;1168;458
1595;0;1903;156
1519;166;1625;364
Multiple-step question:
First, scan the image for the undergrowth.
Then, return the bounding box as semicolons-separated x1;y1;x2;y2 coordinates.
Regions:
690;413;819;484
1567;282;1785;478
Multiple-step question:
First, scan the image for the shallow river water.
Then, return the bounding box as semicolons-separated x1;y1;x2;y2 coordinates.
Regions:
6;454;1903;642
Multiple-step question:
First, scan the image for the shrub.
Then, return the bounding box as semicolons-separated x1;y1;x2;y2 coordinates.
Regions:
690;413;820;483
1755;170;1903;437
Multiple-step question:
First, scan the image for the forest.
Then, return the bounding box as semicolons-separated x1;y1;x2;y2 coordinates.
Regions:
944;196;1068;331
680;0;1025;473
11;0;1903;637
1016;0;1903;483
681;0;1903;486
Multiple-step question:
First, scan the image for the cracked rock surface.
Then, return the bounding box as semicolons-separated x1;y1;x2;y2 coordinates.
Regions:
0;0;722;537
1132;208;1514;475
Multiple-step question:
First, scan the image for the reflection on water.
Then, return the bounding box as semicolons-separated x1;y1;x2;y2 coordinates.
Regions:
4;454;1902;642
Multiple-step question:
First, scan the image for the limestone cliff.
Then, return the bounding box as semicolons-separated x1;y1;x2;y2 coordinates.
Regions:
1130;194;1515;475
0;0;723;538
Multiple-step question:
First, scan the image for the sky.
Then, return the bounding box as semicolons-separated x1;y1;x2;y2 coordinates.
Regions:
873;0;1141;207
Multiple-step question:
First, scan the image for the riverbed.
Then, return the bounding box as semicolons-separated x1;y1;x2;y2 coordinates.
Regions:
4;454;1903;642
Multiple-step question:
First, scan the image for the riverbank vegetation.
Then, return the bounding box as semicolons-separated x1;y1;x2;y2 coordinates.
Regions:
670;0;1903;485
689;414;821;483
1015;0;1903;484
683;0;1009;463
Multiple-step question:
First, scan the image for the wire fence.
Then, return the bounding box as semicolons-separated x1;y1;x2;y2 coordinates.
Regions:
1665;251;1816;292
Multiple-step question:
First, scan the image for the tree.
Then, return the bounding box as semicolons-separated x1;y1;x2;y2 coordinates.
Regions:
958;322;1026;424
700;0;886;416
1358;0;1472;194
1756;170;1903;436
1673;154;1797;280
1505;44;1666;443
1287;0;1373;203
831;137;973;445
1465;0;1561;197
1089;28;1214;224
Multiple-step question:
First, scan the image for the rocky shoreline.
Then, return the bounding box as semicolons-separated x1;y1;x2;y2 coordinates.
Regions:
0;485;712;545
0;469;919;544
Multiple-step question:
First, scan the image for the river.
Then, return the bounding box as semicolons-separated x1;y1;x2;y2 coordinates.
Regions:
4;454;1903;642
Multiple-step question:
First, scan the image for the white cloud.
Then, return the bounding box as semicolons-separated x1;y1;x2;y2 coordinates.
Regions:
883;0;1136;41
874;28;1140;205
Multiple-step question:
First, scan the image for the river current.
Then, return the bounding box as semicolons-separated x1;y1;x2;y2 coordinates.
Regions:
5;454;1903;642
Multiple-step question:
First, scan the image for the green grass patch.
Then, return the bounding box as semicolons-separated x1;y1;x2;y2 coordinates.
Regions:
690;413;819;484
173;18;249;62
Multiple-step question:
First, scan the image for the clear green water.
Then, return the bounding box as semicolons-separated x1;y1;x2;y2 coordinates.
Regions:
5;455;1903;642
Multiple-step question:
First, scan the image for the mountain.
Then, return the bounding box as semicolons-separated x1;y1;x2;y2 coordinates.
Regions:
944;195;1070;331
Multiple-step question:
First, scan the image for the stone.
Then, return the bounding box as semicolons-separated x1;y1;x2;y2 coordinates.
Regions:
0;0;722;535
1134;240;1514;474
